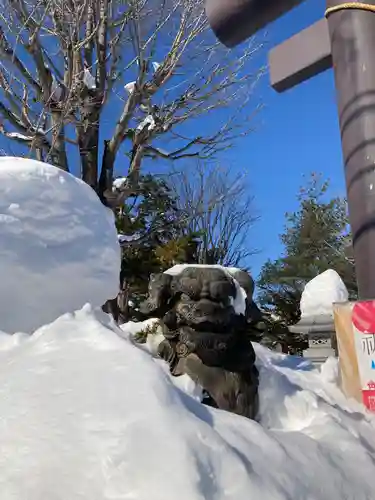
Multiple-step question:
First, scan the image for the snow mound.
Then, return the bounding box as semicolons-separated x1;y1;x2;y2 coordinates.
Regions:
120;318;203;402
300;269;349;318
0;157;120;333
165;264;247;315
1;307;375;500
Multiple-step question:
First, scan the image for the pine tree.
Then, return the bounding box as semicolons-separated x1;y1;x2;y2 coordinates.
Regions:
117;174;200;319
258;173;357;352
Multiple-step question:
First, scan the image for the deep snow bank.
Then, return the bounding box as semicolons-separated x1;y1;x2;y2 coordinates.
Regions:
1;307;375;500
120;318;204;402
0;157;120;333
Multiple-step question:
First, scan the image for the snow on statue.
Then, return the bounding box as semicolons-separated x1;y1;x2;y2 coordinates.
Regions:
0;157;120;333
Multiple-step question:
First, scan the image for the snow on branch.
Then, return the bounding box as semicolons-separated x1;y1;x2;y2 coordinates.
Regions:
0;0;263;207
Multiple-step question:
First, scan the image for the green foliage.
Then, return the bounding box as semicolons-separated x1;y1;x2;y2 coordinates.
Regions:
154;236;201;268
133;320;161;344
258;173;357;352
117;174;200;309
259;315;308;355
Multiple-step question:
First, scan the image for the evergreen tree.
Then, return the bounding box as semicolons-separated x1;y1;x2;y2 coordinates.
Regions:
258;173;357;352
116;174;200;319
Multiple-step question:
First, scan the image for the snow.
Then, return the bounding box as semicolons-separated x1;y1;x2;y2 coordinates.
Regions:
230;281;248;315
3;129;47;141
300;269;349;318
152;61;161;72
5;131;34;140
120;317;161;340
124;81;136;94
1;307;375;499
165;264;247;315
2;159;375;499
0;157;120;333
118;232;141;244
112;176;127;189
83;68;96;89
120;319;204;402
137;114;156;132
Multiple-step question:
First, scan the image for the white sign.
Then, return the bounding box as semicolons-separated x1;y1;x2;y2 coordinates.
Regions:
352;301;375;411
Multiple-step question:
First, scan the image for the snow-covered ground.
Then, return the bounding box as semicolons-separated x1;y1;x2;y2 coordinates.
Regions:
0;308;373;499
1;157;375;499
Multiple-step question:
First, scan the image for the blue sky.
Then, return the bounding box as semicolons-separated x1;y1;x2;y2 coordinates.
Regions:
0;0;346;280
230;0;346;277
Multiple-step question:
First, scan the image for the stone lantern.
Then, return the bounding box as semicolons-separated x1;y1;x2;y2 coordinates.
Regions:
288;269;349;366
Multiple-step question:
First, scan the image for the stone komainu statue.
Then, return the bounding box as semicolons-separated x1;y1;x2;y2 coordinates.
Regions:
139;266;260;420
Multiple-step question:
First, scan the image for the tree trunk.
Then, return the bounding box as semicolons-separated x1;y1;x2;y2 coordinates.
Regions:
78;94;101;190
98;139;115;205
49;110;69;171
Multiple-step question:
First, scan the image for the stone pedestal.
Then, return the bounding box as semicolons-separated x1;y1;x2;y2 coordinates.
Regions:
288;269;348;366
289;314;337;367
303;333;336;366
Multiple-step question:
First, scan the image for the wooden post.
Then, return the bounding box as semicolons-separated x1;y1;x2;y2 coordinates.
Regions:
269;19;331;92
206;0;375;300
325;0;375;300
205;0;305;48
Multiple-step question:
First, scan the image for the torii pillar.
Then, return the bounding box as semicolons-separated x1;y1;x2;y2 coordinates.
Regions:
206;0;375;300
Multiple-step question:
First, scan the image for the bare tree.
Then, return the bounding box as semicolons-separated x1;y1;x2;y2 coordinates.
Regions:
170;160;259;269
0;0;264;208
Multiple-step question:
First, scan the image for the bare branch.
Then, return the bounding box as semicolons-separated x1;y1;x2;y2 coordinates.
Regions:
170;160;259;268
10;0;51;97
0;0;263;209
0;25;41;92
